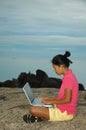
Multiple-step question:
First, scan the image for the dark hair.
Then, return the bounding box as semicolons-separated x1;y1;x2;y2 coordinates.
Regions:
51;51;73;67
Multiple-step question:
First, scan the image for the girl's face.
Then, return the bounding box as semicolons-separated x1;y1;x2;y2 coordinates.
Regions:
52;64;64;75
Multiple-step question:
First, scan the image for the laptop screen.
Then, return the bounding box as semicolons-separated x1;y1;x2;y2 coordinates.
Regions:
23;82;35;103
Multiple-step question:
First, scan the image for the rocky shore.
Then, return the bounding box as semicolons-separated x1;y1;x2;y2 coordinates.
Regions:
0;87;86;130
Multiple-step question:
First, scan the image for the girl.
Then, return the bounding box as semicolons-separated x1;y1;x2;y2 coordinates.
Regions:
23;51;79;123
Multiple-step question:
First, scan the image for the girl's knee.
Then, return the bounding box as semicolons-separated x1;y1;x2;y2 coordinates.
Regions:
29;107;37;115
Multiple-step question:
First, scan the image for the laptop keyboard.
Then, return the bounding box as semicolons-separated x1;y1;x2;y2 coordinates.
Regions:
32;97;53;107
33;98;43;105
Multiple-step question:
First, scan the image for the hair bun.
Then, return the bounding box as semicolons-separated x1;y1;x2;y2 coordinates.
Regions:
64;51;71;58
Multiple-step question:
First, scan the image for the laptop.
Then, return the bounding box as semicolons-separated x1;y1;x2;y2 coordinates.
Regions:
23;82;53;108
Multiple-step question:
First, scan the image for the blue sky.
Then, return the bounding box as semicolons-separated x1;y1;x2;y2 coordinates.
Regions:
0;0;86;88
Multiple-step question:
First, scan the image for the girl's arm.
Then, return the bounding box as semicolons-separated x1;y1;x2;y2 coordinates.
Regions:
38;95;58;100
42;88;72;105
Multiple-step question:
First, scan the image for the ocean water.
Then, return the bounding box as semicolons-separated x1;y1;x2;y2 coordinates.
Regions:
0;57;86;89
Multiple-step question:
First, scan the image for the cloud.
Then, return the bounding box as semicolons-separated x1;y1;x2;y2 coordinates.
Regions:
0;0;86;37
0;0;86;59
0;35;86;45
0;35;86;61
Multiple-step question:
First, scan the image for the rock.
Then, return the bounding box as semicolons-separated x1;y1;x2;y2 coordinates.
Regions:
36;69;48;82
79;83;85;91
0;69;85;91
17;72;28;87
0;79;18;88
40;77;62;88
27;72;41;88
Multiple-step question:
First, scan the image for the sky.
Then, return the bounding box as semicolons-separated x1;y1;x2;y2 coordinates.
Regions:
0;0;86;88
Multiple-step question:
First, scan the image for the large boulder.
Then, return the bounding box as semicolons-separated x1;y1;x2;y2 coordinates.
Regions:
17;72;28;87
36;69;48;82
27;72;40;88
79;83;85;91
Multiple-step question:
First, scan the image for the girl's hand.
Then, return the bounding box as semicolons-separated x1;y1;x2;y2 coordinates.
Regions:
42;98;52;104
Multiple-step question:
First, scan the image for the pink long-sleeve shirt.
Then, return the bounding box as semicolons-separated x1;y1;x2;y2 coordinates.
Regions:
57;69;79;115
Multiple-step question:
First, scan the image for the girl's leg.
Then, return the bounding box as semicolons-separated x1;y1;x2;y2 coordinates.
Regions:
29;106;50;120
